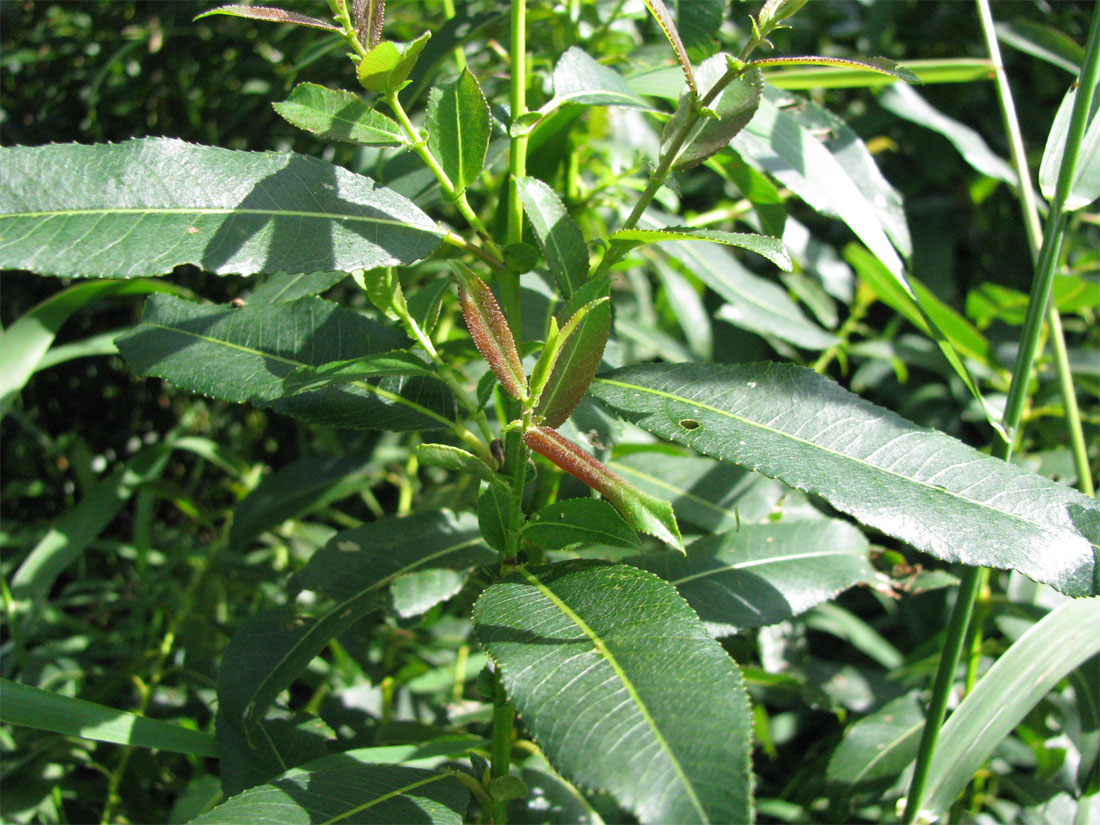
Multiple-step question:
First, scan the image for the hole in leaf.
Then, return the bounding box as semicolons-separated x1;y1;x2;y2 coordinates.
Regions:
679;419;701;430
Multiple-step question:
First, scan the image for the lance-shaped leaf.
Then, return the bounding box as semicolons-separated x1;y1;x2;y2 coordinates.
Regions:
748;55;920;85
826;692;925;800
358;32;431;95
273;83;407;146
611;226;791;270
643;0;696;96
589;363;1100;597
515;176;588;298
191;758;468;825
455;264;527;400
427;68;491;195
116;294;457;431
1040;83;1100;212
0;138;442;278
534;279;612;428
416;443;503;487
283;350;436;394
473;560;753;824
194;4;339;32
663;58;763;171
629;519;875;635
219;511;490;732
523;426;683;552
551;46;654;110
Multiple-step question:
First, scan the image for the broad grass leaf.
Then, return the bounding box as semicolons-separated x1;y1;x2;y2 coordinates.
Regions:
922;598;1100;815
473;560;753;824
590;363;1100;597
116;294;457;431
523;498;641;551
427;68;490;195
0;278;188;419
515;176;588;298
273;83;407;146
219;511;490;731
995;19;1083;75
552;46;654;109
631;519;874;634
0;678;218;757
1040;83;1100;211
0;138;442;278
826;692;924;800
190;759;467;825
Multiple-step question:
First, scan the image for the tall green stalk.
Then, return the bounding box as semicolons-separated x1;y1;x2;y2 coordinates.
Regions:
903;6;1100;822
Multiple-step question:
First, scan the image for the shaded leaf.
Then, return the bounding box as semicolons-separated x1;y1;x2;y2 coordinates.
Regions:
191;759;467;825
478;483;511;554
273;83;407;146
631;519;874;634
473;560;753;824
826;692;924;799
247;270;348;304
996;19;1084;75
283;350;436;394
116;295;457;431
217;712;334;798
674;0;727;61
590;363;1100;597
515;176;588;298
523;498;641;551
427;68;491;194
0;138;443;278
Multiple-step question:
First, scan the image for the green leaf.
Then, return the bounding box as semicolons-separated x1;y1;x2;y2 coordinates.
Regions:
273;82;407;146
763;58;995;89
219;511;490;731
116;294;457;431
589;363;1100;598
194;4;339;32
878;84;1015;184
535;279;612;428
674;0;727;61
1040;83;1100;211
0;138;442;279
611;226;790;270
826;692;924;799
427;68;491;195
283;350;436;394
609;448;787;533
552;46;654;109
217;712;334;798
748;56;921;85
0;679;217;757
190;759;467;825
473;560;753;824
665;61;763;171
0;278;187;419
229;453;378;551
631;519;874;634
922;598;1100;815
357;31;431;95
523;427;684;552
638;212;836;350
731;86;908;278
996;19;1084;75
515;176;589;298
477;483;511;554
523;498;641;551
708;151;787;237
247;270;348;304
642;0;697;96
416;443;503;487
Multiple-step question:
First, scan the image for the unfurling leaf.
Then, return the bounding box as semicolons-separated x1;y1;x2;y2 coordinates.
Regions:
522;426;684;552
357;31;431;95
455;264;527;400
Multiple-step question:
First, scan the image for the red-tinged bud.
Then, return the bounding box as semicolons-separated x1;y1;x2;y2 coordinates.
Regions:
523;426;684;552
456;265;528;401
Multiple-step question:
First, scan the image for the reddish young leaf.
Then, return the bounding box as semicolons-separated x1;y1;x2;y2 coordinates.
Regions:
455;264;527;401
194;5;340;32
523;426;684;552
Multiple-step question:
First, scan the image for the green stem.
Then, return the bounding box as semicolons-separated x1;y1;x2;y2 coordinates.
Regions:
904;6;1100;821
385;91;503;261
329;0;368;60
502;0;528;331
487;669;515;824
